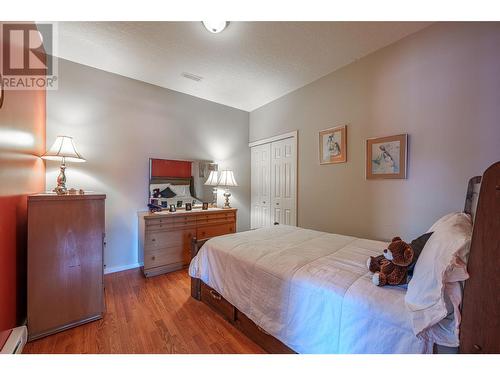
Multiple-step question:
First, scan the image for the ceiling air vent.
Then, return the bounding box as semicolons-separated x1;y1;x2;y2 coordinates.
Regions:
181;72;203;82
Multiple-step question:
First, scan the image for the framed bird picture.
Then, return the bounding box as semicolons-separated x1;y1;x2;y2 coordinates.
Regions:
366;134;407;179
319;125;347;164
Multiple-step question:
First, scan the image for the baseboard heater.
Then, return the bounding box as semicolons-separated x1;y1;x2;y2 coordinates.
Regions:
0;326;27;354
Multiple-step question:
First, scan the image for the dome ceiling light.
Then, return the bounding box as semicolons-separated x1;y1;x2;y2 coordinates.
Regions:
202;21;228;34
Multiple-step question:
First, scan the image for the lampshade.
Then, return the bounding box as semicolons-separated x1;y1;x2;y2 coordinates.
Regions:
42;136;86;163
218;170;238;187
204;170;219;186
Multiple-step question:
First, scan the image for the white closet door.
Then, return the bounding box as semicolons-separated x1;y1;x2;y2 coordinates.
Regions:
251;143;271;229
270;137;297;226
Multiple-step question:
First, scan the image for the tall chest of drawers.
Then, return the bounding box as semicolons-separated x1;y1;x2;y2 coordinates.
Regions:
138;208;237;277
27;193;106;341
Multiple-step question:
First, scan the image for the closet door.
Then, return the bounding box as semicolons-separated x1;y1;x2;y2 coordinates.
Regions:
251;143;271;229
270;137;297;226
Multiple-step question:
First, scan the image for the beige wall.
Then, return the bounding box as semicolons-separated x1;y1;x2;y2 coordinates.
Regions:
47;58;250;272
250;22;500;241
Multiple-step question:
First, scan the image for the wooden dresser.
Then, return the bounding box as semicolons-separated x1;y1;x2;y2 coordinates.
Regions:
139;208;237;277
27;193;106;341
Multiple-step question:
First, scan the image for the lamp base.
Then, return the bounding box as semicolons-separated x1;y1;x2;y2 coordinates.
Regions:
53;163;67;195
223;189;232;209
212;187;218;206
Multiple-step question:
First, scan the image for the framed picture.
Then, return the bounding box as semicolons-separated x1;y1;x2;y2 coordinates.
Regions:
185;202;192;211
169;204;176;212
319;125;347;164
176;200;183;208
366;134;407;179
202;202;209;210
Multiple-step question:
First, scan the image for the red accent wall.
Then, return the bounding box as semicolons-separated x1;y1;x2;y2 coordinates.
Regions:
0;22;46;333
0;330;11;349
150;158;192;178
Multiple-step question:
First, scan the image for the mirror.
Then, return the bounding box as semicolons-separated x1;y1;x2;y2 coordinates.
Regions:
148;158;217;209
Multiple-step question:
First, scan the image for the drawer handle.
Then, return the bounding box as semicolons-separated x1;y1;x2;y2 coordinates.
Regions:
152;238;156;242
473;344;482;352
151;256;156;261
229;227;233;231
201;231;206;236
257;326;270;336
209;290;222;301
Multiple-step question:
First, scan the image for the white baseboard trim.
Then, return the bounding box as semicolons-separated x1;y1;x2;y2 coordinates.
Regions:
104;262;143;275
1;326;27;354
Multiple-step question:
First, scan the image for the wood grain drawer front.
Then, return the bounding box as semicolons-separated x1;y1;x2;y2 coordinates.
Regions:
200;283;235;322
145;230;194;250
146;218;173;229
197;212;235;225
146;217;196;231
144;229;194;268
235;310;294;354
196;223;235;240
144;246;184;269
173;216;197;227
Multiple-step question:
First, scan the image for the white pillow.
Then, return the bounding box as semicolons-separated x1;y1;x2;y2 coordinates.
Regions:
427;212;459;232
405;212;472;336
169;184;190;197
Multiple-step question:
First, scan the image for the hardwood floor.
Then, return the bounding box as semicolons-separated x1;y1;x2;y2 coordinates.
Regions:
23;268;265;354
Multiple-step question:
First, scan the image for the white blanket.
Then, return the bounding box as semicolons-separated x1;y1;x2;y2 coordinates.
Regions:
189;225;432;354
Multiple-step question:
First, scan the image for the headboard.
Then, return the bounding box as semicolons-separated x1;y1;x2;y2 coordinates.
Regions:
463;175;482;221
459;161;500;353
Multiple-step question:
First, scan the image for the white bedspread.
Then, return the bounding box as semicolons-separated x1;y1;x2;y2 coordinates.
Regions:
189;225;432;354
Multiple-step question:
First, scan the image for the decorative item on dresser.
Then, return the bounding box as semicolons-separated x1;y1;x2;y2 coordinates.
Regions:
218;170;238;209
204;170;219;206
27;193;106;341
138;208;237;277
41;136;86;195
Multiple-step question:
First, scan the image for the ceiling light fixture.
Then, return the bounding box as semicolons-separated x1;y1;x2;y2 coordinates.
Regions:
202;21;228;34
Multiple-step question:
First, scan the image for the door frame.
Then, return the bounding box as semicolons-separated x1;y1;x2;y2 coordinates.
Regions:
249;130;298;226
249;130;298;148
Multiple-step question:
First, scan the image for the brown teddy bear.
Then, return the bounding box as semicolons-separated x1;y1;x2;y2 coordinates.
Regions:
366;236;414;286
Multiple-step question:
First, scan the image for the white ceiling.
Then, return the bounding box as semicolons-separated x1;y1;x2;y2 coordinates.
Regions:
54;22;431;111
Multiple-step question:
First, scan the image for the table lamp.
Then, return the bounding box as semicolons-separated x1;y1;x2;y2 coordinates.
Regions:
204;170;219;206
42;136;86;194
218;170;238;209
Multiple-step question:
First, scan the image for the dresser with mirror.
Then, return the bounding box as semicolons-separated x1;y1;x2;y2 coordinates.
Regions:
138;158;237;277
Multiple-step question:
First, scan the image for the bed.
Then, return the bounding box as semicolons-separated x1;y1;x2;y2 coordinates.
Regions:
189;162;500;354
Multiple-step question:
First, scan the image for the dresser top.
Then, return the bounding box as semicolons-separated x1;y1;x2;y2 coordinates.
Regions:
141;207;237;220
29;192;106;201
